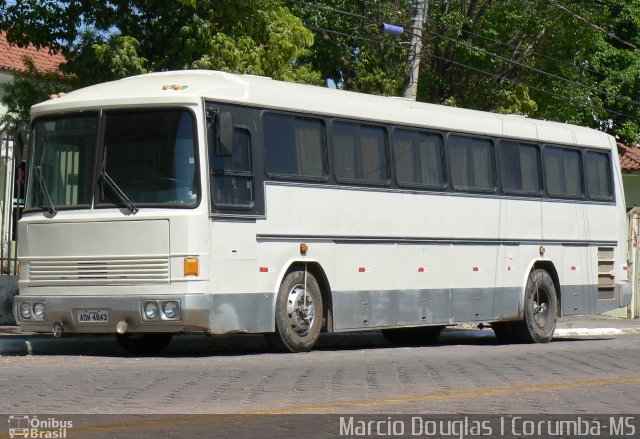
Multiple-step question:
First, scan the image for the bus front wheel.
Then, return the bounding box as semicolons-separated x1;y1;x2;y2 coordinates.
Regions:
268;269;323;353
513;269;558;343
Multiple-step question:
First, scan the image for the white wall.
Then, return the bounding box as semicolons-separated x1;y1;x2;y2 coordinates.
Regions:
0;71;14;116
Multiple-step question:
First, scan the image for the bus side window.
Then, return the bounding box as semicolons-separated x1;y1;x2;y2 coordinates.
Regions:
393;129;445;188
210;127;253;208
500;141;541;194
585;151;612;200
544;146;583;198
264;113;325;179
333;122;388;184
448;135;494;191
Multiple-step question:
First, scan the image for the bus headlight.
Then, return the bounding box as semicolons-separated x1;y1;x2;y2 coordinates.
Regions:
33;303;46;320
144;302;159;320
19;303;32;320
162;301;179;319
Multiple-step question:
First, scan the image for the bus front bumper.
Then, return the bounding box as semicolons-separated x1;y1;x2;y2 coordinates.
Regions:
13;294;211;334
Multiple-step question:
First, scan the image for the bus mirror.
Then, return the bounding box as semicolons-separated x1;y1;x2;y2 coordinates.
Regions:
217;112;233;157
14;126;25;165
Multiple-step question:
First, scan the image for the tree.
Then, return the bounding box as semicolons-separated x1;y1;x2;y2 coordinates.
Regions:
290;0;413;95
419;0;640;143
0;0;322;118
289;0;640;142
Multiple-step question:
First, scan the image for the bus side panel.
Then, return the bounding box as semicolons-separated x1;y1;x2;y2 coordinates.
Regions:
395;243;451;327
500;197;543;321
498;243;522;321
331;243;397;329
448;244;499;323
209;220;275;333
542;200;592;316
585;202;628;313
560;244;593;315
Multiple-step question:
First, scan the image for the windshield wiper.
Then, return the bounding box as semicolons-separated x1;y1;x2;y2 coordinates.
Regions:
100;170;138;214
35;165;57;216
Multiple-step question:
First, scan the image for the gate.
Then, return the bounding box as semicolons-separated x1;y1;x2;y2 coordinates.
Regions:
628;208;640;319
0;117;21;324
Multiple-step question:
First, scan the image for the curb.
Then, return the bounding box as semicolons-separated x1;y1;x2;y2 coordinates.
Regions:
0;338;32;356
554;327;640;337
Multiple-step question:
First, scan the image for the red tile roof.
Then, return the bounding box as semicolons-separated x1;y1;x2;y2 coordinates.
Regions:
618;143;640;172
0;32;65;74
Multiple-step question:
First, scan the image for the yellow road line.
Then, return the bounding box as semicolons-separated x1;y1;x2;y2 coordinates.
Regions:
252;375;640;414
1;374;639;437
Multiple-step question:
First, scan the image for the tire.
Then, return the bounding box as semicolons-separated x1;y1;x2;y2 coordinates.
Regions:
267;269;323;353
381;326;444;346
116;333;173;355
512;269;558;343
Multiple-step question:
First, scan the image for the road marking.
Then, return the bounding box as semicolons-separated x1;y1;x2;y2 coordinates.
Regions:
253;375;640;414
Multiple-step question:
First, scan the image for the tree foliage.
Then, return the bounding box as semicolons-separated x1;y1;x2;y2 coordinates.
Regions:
2;0;640;143
0;0;321;119
420;0;640;143
290;0;413;95
1;59;74;121
292;0;640;142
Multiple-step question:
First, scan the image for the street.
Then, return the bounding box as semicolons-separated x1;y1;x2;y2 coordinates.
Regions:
1;326;639;416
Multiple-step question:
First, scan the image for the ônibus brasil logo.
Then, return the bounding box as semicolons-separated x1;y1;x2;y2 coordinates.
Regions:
8;415;72;439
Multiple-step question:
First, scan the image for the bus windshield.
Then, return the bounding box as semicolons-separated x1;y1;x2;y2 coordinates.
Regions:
27;109;199;211
28;114;98;210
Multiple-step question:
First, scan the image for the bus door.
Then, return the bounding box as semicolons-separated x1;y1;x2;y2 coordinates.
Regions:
206;103;269;333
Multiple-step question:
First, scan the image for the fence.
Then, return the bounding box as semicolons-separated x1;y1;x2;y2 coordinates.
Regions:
0;117;21;324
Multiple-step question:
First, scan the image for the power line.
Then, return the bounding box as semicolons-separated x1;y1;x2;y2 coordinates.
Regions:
436;33;640;109
304;23;414;54
547;0;638;50
356;0;403;15
424;16;605;78
425;52;640;124
293;0;640;120
288;0;375;22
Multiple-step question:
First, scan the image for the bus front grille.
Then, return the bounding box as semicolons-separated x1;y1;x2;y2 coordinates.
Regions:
27;256;170;285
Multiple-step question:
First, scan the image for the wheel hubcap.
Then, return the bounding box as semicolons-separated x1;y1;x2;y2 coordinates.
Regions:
532;284;551;329
286;284;316;336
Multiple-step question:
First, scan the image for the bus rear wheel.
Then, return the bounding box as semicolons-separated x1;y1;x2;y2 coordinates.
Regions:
116;333;173;355
513;269;558;343
268;269;323;353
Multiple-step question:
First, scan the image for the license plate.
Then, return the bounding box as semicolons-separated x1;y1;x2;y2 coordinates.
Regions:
77;309;109;323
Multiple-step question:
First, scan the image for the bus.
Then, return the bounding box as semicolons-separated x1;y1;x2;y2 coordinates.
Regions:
13;70;631;353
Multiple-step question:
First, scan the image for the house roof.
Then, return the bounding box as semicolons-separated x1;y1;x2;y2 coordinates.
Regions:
618;143;640;172
0;32;65;74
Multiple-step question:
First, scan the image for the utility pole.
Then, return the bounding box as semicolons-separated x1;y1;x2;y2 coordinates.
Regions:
404;0;428;100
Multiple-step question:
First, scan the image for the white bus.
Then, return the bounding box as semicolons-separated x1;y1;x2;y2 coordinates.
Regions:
13;70;631;353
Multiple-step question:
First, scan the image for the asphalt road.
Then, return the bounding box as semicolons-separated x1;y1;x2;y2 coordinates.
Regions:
0;328;639;437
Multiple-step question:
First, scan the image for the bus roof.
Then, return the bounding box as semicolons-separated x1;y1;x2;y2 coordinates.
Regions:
31;69;613;149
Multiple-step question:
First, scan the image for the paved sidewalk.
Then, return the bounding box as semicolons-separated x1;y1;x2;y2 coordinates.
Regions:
557;314;640;329
554;314;640;337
